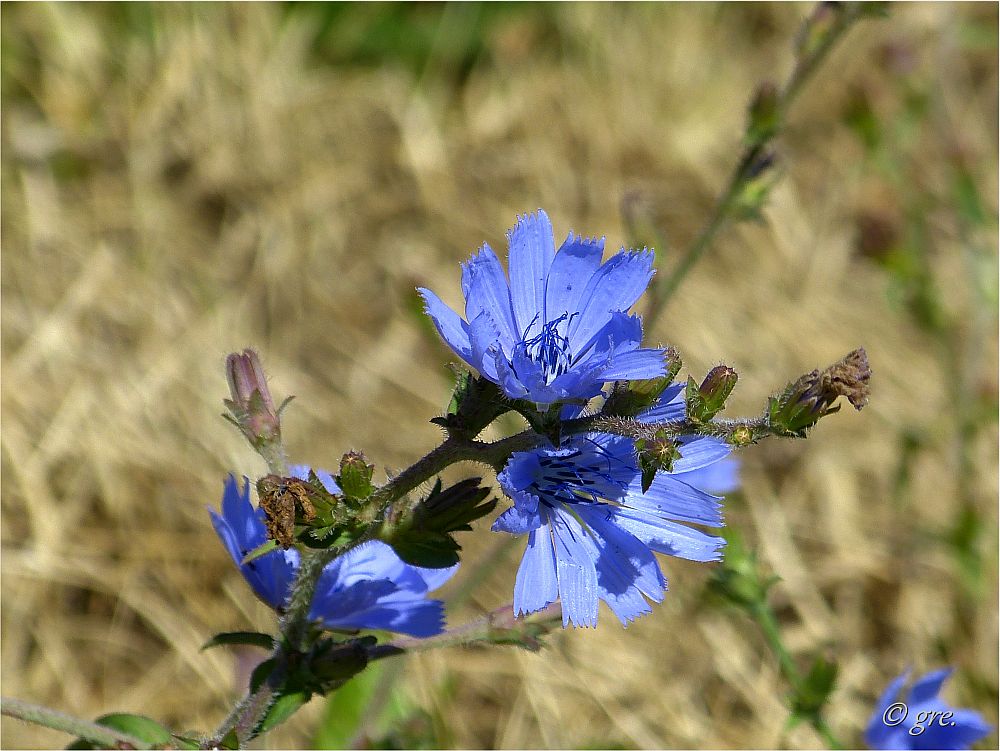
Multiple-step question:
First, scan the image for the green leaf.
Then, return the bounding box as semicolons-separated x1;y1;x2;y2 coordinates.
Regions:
250;658;277;693
169;735;202;750
791;655;839;721
314;664;384;748
390;533;462;569
299;526;352;548
257;691;310;734
218;727;239;750
241;539;278;565
69;714;171;749
201;631;276;652
384;478;496;568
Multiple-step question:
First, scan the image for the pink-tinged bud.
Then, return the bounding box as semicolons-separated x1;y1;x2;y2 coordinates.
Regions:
699;365;739;406
224;349;282;449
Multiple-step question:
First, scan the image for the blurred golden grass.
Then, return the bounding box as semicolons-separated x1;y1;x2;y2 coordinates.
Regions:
2;3;997;748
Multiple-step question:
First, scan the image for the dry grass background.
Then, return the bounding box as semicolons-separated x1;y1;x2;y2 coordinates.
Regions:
2;3;997;749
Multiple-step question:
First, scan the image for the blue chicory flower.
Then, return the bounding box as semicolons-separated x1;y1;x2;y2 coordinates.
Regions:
493;382;737;627
865;667;992;750
209;467;456;637
419;209;668;405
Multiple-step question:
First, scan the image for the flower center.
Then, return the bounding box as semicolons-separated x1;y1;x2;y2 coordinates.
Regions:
531;440;631;506
519;313;574;384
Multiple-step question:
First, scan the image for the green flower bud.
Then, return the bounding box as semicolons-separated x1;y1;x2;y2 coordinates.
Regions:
687;365;739;422
337;451;375;501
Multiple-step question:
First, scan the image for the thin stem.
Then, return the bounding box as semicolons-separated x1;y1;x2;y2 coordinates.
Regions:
750;602;802;689
645;2;871;323
748;603;844;749
205;650;285;749
814;716;845;751
647;163;746;316
1;697;150;749
370;602;562;658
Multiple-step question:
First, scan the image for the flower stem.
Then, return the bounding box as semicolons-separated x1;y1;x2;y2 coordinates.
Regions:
644;1;873;322
369;602;563;658
1;696;150;749
749;601;801;691
748;602;844;749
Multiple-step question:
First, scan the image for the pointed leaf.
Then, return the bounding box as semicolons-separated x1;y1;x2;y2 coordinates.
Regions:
76;714;170;748
257;691;310;734
201;631;276;652
241;539;279;565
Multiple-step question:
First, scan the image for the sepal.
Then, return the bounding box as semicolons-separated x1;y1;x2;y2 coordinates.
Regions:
430;371;511;439
382;478;495;568
602;348;681;417
634;430;682;493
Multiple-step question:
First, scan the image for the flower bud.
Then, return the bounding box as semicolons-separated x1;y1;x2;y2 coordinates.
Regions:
729;424;754;447
224;349;282;450
705;532;778;611
601;347;682;418
337;451;375;502
307;636;374;689
688;365;738;422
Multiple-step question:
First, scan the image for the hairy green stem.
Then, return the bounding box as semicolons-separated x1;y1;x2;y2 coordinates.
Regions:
1;697;150;749
645;1;872;322
370;602;562;658
364;436;488;520
206;653;283;748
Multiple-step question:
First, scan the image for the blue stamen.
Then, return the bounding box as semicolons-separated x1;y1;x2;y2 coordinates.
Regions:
534;440;631;506
516;312;577;384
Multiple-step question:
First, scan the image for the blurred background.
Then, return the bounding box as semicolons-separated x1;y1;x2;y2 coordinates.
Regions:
2;2;996;748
